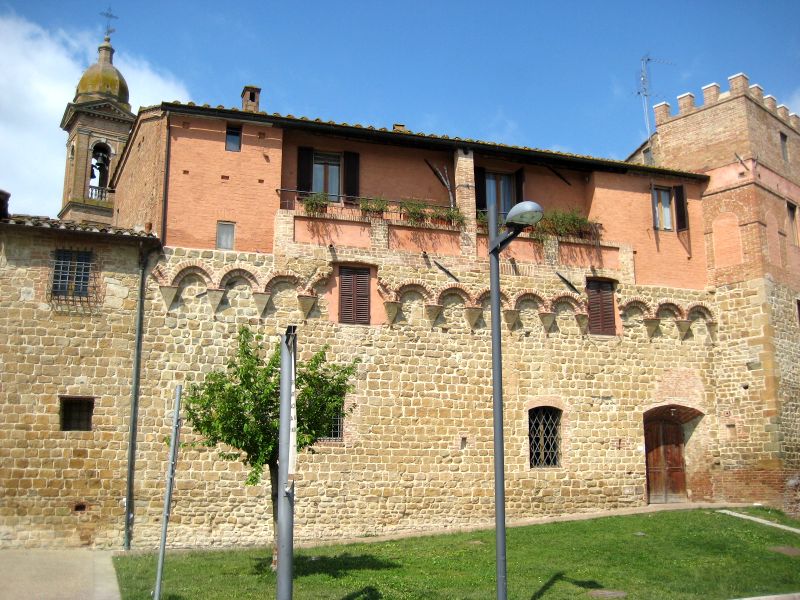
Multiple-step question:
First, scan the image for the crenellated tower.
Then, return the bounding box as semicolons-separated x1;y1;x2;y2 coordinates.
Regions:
59;35;134;224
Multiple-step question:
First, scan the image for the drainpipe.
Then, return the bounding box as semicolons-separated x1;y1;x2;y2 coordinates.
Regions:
123;242;157;550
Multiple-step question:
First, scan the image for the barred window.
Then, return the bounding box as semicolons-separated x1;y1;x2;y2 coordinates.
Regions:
51;250;93;299
529;406;561;468
320;410;343;442
60;397;94;431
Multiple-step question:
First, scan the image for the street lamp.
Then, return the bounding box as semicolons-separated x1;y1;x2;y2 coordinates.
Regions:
487;199;544;600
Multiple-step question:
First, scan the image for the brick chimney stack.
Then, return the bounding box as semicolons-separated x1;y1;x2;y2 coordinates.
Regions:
241;85;261;112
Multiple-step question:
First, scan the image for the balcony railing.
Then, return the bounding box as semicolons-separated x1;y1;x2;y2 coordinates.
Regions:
88;186;108;201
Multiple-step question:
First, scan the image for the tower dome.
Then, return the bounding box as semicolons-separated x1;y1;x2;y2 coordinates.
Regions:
74;36;130;111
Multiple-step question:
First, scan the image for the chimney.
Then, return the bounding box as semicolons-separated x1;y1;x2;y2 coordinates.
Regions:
728;73;749;95
393;123;408;132
777;105;790;121
0;189;9;219
702;83;720;105
764;95;777;112
653;102;671;125
677;92;695;114
241;85;261;112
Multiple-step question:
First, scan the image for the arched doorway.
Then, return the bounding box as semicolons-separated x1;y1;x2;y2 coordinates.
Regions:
643;404;703;504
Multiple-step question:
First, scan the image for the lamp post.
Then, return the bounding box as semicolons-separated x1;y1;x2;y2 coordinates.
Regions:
487;199;544;600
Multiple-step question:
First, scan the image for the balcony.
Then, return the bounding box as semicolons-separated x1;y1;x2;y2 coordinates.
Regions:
88;186;109;201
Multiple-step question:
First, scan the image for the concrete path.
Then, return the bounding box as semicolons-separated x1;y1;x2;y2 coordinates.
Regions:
2;548;121;600
717;509;800;535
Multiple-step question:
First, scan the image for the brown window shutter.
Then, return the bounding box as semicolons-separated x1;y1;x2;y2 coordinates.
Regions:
475;166;487;212
674;185;688;231
343;152;360;200
650;184;658;229
514;167;525;205
297;146;313;193
339;266;370;325
587;279;616;335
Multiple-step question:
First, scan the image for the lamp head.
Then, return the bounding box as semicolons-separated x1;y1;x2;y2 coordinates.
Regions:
506;200;544;228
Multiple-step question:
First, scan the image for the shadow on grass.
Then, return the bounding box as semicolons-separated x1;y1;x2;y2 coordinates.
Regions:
341;586;382;599
250;553;400;579
530;571;603;599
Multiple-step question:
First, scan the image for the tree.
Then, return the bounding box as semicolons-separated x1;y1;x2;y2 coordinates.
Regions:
184;325;358;568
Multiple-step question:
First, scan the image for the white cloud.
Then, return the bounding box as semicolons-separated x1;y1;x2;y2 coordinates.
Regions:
0;13;189;218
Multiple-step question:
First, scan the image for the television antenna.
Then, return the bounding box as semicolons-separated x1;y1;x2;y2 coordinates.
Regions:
636;54;674;141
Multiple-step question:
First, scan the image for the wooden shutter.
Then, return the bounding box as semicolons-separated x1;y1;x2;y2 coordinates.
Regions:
586;279;616;335
339;266;370;325
650;184;658;229
297;146;313;193
674;185;688;231
514;167;525;205
343;152;360;201
475;166;487;212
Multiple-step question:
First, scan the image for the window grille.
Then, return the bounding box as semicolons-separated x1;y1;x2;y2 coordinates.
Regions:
49;250;99;306
60;397;94;431
320;410;343;442
529;406;561;468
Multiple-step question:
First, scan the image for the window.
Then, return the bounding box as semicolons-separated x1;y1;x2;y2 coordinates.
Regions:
529;406;561;467
475;167;525;223
225;125;241;152
651;185;688;231
339;266;370;325
60;397;94;431
51;250;93;299
216;221;235;250
788;203;798;245
586;279;616;336
781;132;789;162
312;152;341;198
295;147;360;206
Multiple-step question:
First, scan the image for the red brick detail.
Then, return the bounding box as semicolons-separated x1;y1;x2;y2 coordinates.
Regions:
512;290;547;310
394;280;435;303
436;284;473;306
264;271;301;294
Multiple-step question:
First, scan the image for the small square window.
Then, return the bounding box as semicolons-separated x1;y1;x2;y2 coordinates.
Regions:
60;397;94;431
216;221;235;250
225;125;241;152
51;250;94;301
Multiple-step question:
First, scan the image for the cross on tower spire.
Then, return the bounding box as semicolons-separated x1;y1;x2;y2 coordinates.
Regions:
100;6;118;38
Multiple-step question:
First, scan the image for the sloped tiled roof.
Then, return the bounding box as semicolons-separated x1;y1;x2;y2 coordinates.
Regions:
154;100;708;181
1;215;160;241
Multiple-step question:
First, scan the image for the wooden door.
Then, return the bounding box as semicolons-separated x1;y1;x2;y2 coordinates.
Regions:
645;420;687;503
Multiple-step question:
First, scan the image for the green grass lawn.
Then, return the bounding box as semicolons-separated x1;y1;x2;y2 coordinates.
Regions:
114;509;800;600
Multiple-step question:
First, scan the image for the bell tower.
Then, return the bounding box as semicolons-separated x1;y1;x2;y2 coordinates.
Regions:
60;32;134;224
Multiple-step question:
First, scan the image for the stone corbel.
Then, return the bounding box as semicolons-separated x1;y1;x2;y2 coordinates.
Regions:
383;300;401;325
643;317;661;339
424;303;444;327
159;285;179;312
675;319;692;341
574;313;589;335
206;288;225;313
253;292;272;317
503;308;520;330
297;294;317;319
538;311;556;334
464;307;483;330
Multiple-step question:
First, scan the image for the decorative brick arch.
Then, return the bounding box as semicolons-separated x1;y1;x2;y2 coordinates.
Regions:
218;267;261;292
436;284;473;306
170;262;214;287
524;396;566;412
264;271;302;294
619;297;653;319
395;280;434;303
686;302;715;322
655;300;685;319
513;290;547;311
474;287;510;309
304;265;334;294
549;293;585;314
149;263;169;286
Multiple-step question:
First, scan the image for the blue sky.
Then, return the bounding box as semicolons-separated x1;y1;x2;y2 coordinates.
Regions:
1;0;799;216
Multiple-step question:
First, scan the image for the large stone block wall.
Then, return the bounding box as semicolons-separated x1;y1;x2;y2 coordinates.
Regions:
0;229;142;548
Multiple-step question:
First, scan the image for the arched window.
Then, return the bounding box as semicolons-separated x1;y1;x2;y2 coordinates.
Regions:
89;143;111;193
529;406;562;467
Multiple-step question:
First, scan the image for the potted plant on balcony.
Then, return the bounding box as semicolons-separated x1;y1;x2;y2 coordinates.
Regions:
399;199;428;225
360;196;388;218
431;206;466;228
302;192;329;215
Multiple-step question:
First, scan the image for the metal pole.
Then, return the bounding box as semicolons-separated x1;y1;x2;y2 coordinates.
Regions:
277;326;297;600
487;197;508;600
153;385;182;600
